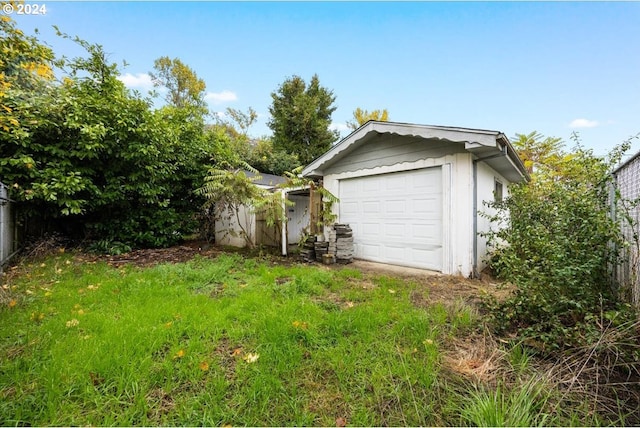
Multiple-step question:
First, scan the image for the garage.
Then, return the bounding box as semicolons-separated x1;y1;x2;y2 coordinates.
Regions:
301;121;529;276
338;167;443;271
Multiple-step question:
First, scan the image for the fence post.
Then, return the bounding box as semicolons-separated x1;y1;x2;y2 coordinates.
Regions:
0;181;18;273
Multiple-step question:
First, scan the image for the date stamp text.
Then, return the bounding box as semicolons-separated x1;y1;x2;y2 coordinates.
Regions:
2;3;47;16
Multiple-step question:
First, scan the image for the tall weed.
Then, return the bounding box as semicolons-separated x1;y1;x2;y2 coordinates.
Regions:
460;379;551;427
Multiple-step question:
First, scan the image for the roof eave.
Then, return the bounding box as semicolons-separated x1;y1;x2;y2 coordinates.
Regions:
301;121;530;182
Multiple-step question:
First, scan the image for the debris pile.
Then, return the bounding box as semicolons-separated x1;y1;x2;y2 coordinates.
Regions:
300;235;316;262
314;241;329;260
333;223;354;264
298;224;354;265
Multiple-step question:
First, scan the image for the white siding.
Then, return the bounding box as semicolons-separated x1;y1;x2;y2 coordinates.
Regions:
304;124;524;277
325;134;466;176
215;204;256;248
1;182;17;270
475;162;510;272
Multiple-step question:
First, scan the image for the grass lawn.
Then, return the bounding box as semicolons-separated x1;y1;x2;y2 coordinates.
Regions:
0;248;622;426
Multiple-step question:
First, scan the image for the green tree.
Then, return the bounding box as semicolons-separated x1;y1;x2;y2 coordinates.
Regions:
346;107;389;130
268;74;339;165
219;107;301;176
0;10;55;134
512;131;564;175
217;107;258;163
244;137;300;176
0;26;223;248
225;106;258;138
149;56;207;109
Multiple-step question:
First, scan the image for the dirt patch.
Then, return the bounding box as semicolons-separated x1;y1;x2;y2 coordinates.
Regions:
312;291;358;311
296;367;351;426
146;388;176;421
85;240;299;269
338;260;513;306
212;335;243;382
409;289;430;308
97;241;223;268
419;275;512;306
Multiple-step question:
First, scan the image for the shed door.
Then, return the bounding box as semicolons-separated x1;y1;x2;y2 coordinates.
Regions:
287;194;310;244
338;167;443;271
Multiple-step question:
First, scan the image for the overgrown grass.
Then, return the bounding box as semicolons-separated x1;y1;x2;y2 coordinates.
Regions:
459;378;551;427
0;251;636;426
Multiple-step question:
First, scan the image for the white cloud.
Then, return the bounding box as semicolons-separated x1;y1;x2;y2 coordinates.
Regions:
330;122;350;133
569;118;599;129
205;90;238;105
118;73;154;90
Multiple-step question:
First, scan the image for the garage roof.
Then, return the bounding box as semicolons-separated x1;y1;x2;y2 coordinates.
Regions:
301;121;529;183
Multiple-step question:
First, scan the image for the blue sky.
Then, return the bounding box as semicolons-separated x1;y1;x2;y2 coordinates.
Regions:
11;1;640;158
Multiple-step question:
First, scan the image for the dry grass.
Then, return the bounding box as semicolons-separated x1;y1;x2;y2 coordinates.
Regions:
442;330;505;384
545;319;640;425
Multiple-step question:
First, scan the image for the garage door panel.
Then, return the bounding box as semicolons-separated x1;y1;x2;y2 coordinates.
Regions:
412;181;433;191
385;223;405;238
341;201;359;215
362;222;380;235
386;175;407;190
363;201;381;214
363;178;380;193
385;200;406;214
340;178;359;193
411;248;441;270
413;198;439;214
412;224;437;240
339;167;443;271
360;243;381;258
384;245;407;261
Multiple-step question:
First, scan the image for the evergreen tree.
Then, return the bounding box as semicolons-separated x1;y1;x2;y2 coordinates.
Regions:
268;74;339;165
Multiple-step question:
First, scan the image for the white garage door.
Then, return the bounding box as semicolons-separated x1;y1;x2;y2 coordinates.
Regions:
338;167;443;271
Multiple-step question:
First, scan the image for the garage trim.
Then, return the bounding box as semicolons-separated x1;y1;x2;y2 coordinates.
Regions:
323;156;460;273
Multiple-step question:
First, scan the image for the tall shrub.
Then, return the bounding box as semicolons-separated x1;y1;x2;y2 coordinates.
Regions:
0;25;221;248
483;134;633;350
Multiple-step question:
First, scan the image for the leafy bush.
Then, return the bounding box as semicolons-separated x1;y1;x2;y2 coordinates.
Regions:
1;21;226;248
244;138;301;176
88;239;132;255
482;134;636;352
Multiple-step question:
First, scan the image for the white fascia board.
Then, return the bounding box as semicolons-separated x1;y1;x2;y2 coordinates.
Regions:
498;133;530;182
255;184;277;191
282;185;309;195
503;155;528;182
